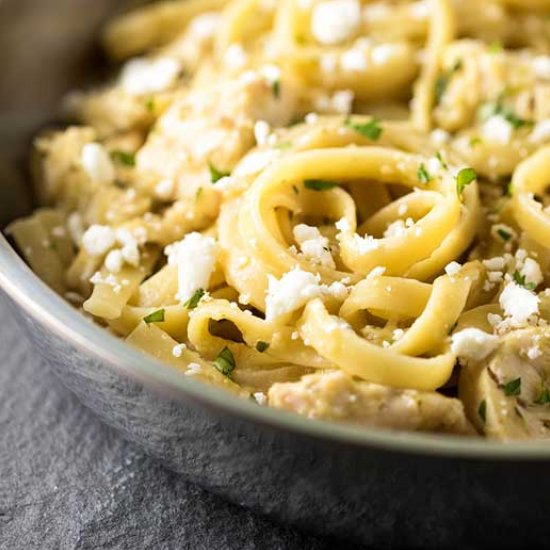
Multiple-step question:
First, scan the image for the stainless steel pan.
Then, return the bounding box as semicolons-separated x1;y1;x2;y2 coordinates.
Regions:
2;2;550;548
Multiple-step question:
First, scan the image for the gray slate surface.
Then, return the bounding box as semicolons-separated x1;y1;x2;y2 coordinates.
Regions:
0;294;343;550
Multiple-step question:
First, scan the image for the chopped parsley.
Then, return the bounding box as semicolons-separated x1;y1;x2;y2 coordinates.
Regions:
456;167;477;196
304;179;338;191
512;270;537;291
496;228;512;241
144;309;165;324
479;96;532;129
344;117;383;140
145;97;155;113
504;377;521;397
478;399;487;424
436;151;448;170
208;162;231;183
417;163;432;184
272;79;281;99
435;59;463;103
275;140;292;150
535;387;550;405
214;347;236;377
184;288;205;310
110;150;136;167
255;341;270;353
488;41;503;54
292;184;299;194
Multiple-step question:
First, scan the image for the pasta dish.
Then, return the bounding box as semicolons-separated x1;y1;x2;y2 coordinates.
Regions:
9;0;550;440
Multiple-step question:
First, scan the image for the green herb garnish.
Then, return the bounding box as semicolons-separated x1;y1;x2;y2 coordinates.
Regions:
292;184;299;194
214;346;236;377
255;341;270;353
272;79;281;99
275;140;292;150
344;117;383;140
478;96;533;129
184;288;205;310
456;167;477;196
304;179;338;191
535;387;550;405
496;228;512;241
488;41;503;54
435;59;463;103
478;399;487;423
436;151;448;170
145;97;155;113
110;150;136;167
504;377;522;396
144;309;165;324
417;163;432;184
512;270;537;291
208;162;231;183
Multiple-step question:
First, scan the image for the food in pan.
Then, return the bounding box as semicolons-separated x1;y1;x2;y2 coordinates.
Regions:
9;0;550;439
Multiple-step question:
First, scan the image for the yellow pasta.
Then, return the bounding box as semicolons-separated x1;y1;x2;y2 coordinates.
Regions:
11;0;550;439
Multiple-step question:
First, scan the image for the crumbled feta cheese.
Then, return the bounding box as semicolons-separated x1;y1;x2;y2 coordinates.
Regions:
172;343;187;358
331;90;354;114
341;47;369;72
155;179;175;200
165;232;219;303
533;55;550;80
488;313;503;327
81;143;115;185
105;249;123;273
305;112;319;124
482;115;513;145
82;225;116;257
371;43;399;65
521;257;543;287
483;256;506;271
121;57;180;95
254;120;271;146
529;120;550;143
185;362;202;376
224;44;248;70
335;217;351;232
187;12;220;41
384;219;407;239
527;346;542;360
499;282;539;326
311;0;361;45
451;328;499;361
430;129;450;146
253;392;267;406
293;224;335;268
352;233;381;253
265;268;323;321
445;261;462;276
393;328;405;341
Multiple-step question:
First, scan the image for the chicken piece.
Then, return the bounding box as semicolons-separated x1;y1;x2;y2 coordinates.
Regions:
459;327;550;440
135;68;297;200
268;371;474;435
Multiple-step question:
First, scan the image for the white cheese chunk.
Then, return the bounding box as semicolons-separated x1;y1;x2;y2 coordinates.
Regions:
81;143;115;185
311;0;361;46
451;328;499;361
293;224;335;268
82;225;116;257
521;257;543;287
445;261;462;276
533;55;550;80
499;282;539;326
165;232;219;303
482;115;513;145
120;57;181;96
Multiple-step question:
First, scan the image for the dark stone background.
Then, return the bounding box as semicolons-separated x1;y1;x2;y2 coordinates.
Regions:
0;294;351;549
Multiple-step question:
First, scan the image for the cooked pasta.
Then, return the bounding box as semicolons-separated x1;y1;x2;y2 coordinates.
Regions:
10;0;550;440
